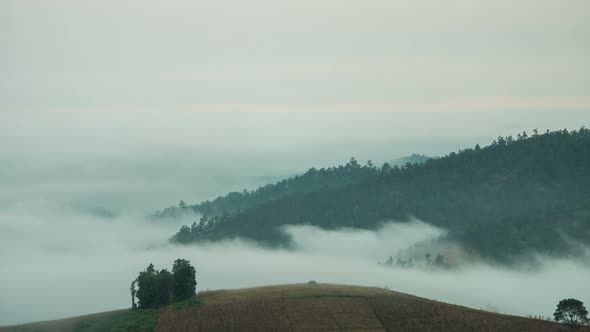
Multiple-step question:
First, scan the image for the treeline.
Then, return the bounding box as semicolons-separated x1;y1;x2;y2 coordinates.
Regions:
380;252;450;269
151;157;382;219
170;128;590;263
131;259;197;309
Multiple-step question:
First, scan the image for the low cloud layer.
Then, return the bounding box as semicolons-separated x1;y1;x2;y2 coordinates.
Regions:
1;201;589;325
284;220;445;260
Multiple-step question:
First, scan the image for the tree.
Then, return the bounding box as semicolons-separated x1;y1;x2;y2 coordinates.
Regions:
347;157;360;169
130;280;137;309
134;264;175;309
554;298;588;327
135;264;158;309
172;259;197;301
433;254;449;269
381;162;393;173
155;269;174;307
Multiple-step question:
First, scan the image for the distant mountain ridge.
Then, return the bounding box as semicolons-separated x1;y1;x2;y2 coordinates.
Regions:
388;153;431;167
170;128;590;263
151;155;429;220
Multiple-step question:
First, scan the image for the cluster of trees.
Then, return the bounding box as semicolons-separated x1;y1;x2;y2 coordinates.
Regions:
152;157;382;220
173;215;223;243
157;155;429;222
131;259;197;309
380;252;449;269
168;128;590;263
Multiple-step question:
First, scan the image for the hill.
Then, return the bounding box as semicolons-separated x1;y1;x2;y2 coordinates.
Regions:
171;128;590;263
151;157;382;220
150;155;431;221
2;284;582;332
388;153;431;167
151;154;429;221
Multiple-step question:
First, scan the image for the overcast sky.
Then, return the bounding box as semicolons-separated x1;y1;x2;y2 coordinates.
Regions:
1;0;589;211
1;0;589;109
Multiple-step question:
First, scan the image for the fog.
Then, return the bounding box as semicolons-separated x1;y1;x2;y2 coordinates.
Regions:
2;201;589;326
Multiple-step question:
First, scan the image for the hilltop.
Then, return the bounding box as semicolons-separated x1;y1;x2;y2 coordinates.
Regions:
387;153;431;167
151;157;382;220
152;154;431;221
2;284;582;332
169;128;590;263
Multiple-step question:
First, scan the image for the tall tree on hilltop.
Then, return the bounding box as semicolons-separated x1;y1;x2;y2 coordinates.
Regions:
135;264;158;309
172;258;197;301
554;298;588;327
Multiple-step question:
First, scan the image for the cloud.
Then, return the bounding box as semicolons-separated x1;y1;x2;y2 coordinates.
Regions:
283;220;445;260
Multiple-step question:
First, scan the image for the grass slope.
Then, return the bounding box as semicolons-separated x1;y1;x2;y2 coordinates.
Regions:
0;309;159;332
4;284;584;331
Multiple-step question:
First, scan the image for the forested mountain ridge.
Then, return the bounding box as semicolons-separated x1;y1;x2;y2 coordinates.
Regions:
171;128;590;263
151;158;383;219
387;153;430;167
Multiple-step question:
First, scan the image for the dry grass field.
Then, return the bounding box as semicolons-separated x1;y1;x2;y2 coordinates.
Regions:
3;284;588;331
158;284;585;332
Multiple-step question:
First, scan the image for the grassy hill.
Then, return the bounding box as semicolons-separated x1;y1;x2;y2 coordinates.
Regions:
2;284;585;332
0;309;160;332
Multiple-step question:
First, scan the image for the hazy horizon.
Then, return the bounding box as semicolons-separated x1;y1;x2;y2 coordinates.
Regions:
2;0;589;109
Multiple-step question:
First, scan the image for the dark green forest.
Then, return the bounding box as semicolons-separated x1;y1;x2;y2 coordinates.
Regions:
167;128;590;263
151;158;382;219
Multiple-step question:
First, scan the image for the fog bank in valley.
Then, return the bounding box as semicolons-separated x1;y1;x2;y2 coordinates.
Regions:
1;202;588;325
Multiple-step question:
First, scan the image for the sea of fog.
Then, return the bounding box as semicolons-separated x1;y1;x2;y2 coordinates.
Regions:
1;198;590;325
1;109;589;325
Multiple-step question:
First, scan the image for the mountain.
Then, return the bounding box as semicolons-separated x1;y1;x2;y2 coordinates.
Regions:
151;155;431;221
388;153;431;167
1;284;579;332
171;128;590;263
150;158;383;219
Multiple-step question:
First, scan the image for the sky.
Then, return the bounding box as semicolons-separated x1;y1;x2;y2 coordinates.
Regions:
1;0;589;109
1;0;590;326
